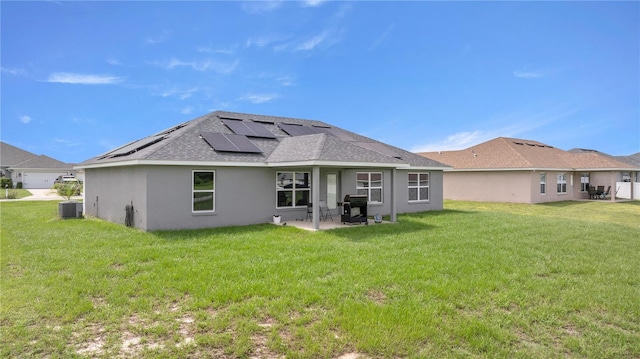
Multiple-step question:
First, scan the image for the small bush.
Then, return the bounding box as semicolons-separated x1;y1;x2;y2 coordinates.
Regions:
16;182;23;189
0;178;13;189
52;182;82;200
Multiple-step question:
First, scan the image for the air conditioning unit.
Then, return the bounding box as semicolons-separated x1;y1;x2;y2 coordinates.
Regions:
59;201;83;219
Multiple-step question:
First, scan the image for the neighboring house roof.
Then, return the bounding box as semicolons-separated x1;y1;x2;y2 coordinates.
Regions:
616;152;640;167
10;155;74;170
418;137;640;171
78;111;448;170
0;141;37;167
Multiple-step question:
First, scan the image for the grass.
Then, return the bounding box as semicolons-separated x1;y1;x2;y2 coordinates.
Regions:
0;188;32;199
1;200;639;358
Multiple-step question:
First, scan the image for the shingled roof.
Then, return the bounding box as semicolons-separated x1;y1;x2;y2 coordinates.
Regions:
11;155;73;170
78;111;447;169
418;137;640;171
0;141;38;167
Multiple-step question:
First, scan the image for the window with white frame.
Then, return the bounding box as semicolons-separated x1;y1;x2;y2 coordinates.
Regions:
193;171;215;212
540;173;546;194
580;173;589;191
408;173;429;202
357;172;382;203
276;171;310;208
557;173;567;194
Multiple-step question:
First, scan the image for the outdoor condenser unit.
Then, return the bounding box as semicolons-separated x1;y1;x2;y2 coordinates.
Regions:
59;201;83;219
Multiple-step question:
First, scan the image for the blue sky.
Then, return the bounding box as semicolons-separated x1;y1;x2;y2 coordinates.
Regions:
2;1;638;164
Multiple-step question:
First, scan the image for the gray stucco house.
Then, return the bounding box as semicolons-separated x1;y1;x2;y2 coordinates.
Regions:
76;111;448;231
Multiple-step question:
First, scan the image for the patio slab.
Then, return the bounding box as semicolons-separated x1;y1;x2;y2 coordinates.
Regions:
272;217;393;231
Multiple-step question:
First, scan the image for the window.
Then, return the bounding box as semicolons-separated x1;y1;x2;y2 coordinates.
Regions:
408;173;429;201
580;173;589;191
540;173;546;195
357;172;382;203
193;171;215;212
557;173;567;194
276;171;310;208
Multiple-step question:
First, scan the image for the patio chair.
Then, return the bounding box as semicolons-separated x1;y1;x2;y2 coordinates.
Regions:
600;186;611;199
306;202;313;221
319;200;333;221
587;186;596;199
596;185;605;198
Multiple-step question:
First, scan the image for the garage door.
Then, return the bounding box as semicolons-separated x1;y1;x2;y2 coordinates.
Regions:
22;172;66;189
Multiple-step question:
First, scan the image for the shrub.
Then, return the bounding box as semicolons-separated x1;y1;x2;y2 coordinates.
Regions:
16;182;23;189
0;178;13;189
52;182;82;200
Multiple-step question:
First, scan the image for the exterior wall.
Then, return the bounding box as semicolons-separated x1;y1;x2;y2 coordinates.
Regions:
443;171;532;203
145;166;281;231
83;166;148;229
340;168;444;215
530;171;580;203
85;165;445;231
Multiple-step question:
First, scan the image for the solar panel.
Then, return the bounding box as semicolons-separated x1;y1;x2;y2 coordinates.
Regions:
201;132;263;153
222;119;276;138
105;135;166;158
279;123;320;136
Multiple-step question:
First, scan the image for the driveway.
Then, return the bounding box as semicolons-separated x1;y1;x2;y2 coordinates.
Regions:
16;189;82;201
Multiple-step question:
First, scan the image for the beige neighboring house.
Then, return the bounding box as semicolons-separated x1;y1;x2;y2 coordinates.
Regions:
0;141;77;189
418;137;640;204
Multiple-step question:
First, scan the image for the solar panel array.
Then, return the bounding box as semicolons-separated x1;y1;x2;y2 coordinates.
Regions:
201;132;263;153
101;135;166;159
222;119;276;139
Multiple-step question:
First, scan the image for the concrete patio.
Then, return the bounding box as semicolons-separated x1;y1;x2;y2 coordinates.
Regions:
272;216;393;231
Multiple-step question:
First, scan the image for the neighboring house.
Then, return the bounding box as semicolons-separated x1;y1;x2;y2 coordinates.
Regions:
76;111;449;231
0;141;76;188
418;137;640;204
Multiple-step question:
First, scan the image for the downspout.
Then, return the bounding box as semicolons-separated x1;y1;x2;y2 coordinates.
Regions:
390;168;397;223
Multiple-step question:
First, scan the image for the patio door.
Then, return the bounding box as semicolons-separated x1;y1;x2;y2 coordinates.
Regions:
327;173;337;209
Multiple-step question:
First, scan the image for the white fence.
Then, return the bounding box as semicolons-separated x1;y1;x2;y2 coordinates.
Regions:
615;182;640;200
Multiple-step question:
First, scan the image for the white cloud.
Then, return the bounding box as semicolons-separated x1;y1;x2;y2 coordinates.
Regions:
106;57;122;66
412;104;582;153
160;87;199;100
152;58;239;74
145;30;172;44
513;70;543;79
242;1;283;14
412;131;486;152
239;93;280;104
1;67;27;76
302;0;326;7
295;32;327;51
370;24;394;50
181;106;194;115
277;76;295;87
19;115;31;124
46;72;124;85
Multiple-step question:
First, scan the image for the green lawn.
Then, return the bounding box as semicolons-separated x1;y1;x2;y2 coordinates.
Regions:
1;200;639;358
0;188;32;199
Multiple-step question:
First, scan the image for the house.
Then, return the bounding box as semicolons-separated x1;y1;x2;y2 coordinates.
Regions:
76;111;449;231
418;137;640;204
0;141;77;189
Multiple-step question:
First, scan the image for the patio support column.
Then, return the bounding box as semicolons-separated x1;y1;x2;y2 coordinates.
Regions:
312;166;320;230
390;168;397;223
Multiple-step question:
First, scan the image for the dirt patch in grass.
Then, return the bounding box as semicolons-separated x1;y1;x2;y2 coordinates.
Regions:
74;323;106;356
366;289;387;305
